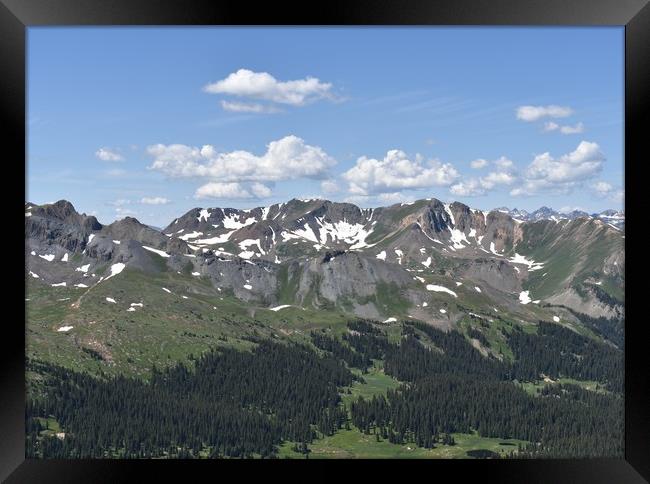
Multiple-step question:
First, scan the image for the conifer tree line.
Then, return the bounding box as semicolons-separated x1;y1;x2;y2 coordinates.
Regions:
26;338;355;458
339;320;623;457
26;317;623;458
505;322;622;392
551;304;624;348
348;376;622;457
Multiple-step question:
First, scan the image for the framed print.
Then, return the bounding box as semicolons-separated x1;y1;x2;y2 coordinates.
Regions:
2;0;649;481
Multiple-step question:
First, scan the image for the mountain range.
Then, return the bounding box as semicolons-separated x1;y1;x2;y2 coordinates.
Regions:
494;206;625;230
26;197;624;330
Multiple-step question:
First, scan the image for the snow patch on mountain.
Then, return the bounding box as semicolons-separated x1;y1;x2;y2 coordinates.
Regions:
509;253;544;272
426;284;458;298
179;231;204;241
269;305;292;311
222;213;256;230
142;246;170;258
518;290;532;304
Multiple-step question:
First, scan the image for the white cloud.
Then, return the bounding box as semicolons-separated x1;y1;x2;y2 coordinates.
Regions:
591;181;623;204
147;135;336;183
480;171;517;189
140;197;170;205
516;105;573;122
560;122;585;134
453;156;517;196
450;179;486;197
470;156;513;170
203;69;335;107
527;141;603;182
510;141;604;196
494;156;514;169
220;100;280;113
194;182;272;200
320;179;340;194
95;147;124;162
342;149;459;196
450;167;516;197
250;182;272;198
544;121;584;134
592;181;613;196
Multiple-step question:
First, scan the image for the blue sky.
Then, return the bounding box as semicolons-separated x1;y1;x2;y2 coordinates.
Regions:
27;27;624;227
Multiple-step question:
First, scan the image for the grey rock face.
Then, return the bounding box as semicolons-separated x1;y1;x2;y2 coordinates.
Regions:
26;200;102;253
462;258;521;294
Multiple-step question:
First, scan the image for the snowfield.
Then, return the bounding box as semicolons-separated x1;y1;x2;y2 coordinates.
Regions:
269;305;292;311
518;290;532;304
426;284;458;298
142;246;170;258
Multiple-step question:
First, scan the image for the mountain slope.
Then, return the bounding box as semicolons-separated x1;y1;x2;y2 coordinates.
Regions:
25;197;624;375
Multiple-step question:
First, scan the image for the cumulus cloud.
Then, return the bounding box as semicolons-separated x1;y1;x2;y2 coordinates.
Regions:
516;105;573;122
450;167;517;197
591;180;623;204
480;171;517;189
95;147;124;162
220;100;280;113
470;156;514;170
510;141;604;196
194;181;272;200
494;156;514;169
452;155;517;196
320;179;340;194
544;121;584;134
592;181;613;196
342;149;459;196
203;69;336;108
147;135;336;183
559;122;585;134
140;197;170;205
250;182;272;198
526;141;603;183
450;179;486;197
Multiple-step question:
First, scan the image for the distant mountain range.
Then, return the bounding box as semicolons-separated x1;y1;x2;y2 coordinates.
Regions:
493;206;624;230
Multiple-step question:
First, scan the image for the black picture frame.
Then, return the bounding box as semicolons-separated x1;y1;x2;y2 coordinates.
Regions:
2;0;648;481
